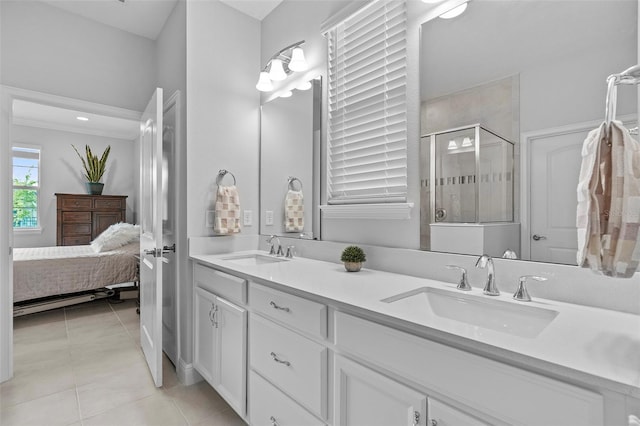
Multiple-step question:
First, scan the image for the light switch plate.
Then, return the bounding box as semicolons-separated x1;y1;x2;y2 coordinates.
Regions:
243;210;252;226
265;210;274;226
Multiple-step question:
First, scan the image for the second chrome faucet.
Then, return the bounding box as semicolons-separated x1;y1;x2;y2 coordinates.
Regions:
475;254;499;296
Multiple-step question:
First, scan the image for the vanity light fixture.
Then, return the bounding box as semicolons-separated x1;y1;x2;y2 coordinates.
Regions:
439;1;468;19
76;116;89;121
461;137;473;147
296;80;312;91
447;140;458;150
280;90;293;98
256;40;309;92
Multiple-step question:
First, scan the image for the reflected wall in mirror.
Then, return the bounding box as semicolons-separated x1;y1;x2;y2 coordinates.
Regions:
260;79;321;238
420;0;638;264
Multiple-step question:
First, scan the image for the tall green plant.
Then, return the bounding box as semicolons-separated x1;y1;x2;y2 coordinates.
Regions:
72;144;111;183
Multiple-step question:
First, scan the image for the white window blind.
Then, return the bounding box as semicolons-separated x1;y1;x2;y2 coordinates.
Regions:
326;0;408;205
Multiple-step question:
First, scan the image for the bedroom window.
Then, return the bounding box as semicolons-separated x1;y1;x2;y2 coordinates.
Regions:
12;146;41;230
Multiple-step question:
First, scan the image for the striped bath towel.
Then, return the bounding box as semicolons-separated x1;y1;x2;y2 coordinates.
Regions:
214;185;241;234
284;190;304;233
576;121;640;277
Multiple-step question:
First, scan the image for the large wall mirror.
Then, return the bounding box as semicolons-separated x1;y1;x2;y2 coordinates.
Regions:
259;79;321;239
420;0;638;264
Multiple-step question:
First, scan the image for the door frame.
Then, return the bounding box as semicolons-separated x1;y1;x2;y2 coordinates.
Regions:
519;114;635;261
0;85;140;383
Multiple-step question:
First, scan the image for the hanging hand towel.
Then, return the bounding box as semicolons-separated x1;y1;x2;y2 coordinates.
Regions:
284;189;304;232
214;185;241;234
577;121;640;277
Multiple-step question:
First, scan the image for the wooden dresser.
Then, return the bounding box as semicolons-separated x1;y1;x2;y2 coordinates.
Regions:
55;193;128;246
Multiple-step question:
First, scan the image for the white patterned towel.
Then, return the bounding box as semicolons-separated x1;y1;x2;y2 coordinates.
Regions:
214;185;241;234
284;190;304;232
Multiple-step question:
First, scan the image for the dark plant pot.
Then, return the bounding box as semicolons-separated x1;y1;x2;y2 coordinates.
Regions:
344;261;363;272
85;182;104;195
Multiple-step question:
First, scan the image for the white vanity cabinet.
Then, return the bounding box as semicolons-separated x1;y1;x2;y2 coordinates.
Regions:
193;264;248;417
334;354;427;426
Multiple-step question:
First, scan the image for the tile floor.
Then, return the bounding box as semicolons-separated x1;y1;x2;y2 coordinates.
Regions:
1;299;246;426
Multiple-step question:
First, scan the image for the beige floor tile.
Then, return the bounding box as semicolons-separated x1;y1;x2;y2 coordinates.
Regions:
69;329;137;357
162;354;180;390
82;394;188;426
167;381;233;425
77;361;160;418
191;408;247;426
0;361;76;407
66;312;128;343
64;300;112;319
0;388;80;426
13;308;66;329
72;346;146;386
13;342;72;375
13;319;68;347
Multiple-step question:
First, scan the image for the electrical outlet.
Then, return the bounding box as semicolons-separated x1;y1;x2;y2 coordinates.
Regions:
265;210;274;226
243;210;252;226
205;210;215;227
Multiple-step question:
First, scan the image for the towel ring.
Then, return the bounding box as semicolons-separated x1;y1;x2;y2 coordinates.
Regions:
217;169;236;186
288;176;303;191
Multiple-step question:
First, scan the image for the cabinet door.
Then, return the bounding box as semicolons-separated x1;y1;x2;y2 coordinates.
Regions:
92;211;123;237
428;399;490;426
334;355;427;426
194;287;217;385
215;296;247;417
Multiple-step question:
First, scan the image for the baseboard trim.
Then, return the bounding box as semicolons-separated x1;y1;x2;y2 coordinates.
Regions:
177;358;202;386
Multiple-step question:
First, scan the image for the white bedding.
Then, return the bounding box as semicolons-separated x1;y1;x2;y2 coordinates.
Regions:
13;242;139;303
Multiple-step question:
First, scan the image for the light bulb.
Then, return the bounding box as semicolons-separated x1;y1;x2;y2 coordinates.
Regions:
447;140;458;150
296;80;312;90
288;47;309;72
76;116;89;121
280;90;293;98
255;72;274;92
269;59;287;81
462;137;473;147
439;1;467;19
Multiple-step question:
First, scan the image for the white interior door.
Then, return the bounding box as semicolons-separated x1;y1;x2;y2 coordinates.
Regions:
529;130;584;265
140;88;164;387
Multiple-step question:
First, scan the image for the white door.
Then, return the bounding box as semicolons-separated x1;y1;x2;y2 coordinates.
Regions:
529;130;584;265
334;355;427;426
140;88;164;387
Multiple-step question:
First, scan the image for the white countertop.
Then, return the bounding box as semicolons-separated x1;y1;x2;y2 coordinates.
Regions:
190;250;640;397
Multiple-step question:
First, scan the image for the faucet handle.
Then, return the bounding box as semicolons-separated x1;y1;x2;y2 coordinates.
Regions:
446;265;472;291
285;245;295;258
276;245;284;257
513;275;547;302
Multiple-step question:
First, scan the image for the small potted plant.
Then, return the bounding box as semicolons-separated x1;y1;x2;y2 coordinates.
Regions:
341;245;366;272
72;144;111;195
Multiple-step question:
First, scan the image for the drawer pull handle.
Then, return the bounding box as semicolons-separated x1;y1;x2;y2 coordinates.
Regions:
269;301;290;312
270;352;291;367
270;416;278;426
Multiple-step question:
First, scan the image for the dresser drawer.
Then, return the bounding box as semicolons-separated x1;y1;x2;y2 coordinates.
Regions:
93;197;125;209
250;282;327;339
63;235;91;245
250;314;327;419
63;223;92;236
334;312;603;426
60;197;92;210
62;211;92;223
249;370;325;426
193;263;247;304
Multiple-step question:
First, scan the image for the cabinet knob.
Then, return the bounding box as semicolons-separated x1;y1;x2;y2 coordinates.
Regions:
269;416;278;426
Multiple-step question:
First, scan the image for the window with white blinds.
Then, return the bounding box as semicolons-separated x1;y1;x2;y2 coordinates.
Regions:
325;0;408;205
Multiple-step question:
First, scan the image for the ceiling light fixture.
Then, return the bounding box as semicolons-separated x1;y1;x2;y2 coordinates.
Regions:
439;1;468;19
256;40;309;92
76;116;89;121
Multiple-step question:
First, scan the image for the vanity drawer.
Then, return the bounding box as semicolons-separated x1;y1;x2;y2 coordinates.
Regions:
250;314;327;419
250;282;327;339
249;370;325;426
334;312;604;426
193;263;247;304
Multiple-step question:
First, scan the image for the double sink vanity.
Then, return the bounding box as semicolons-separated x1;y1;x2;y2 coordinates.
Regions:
190;246;640;426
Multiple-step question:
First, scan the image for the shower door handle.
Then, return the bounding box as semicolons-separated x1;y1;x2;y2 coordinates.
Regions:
532;234;547;241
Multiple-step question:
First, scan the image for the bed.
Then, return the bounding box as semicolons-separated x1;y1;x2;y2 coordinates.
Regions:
13;241;139;316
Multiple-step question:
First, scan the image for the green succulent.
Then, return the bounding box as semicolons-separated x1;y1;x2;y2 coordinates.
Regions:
72;144;111;183
341;245;366;263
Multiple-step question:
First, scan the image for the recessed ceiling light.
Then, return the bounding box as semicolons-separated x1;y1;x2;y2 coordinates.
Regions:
76;116;89;121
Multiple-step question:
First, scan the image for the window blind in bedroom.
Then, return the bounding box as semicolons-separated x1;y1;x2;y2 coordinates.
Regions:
325;0;408;205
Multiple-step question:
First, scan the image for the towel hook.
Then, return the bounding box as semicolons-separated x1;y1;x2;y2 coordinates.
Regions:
217;169;236;186
288;176;303;191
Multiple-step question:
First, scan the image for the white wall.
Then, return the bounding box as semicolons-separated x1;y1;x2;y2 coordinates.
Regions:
0;1;156;111
11;125;136;248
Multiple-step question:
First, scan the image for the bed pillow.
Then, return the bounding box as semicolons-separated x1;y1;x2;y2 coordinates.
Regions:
91;222;140;253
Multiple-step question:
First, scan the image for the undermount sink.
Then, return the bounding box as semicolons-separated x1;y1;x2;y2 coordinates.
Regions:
221;254;288;266
381;287;558;338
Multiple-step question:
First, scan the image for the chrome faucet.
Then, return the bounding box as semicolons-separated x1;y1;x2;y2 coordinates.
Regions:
267;235;284;256
446;265;472;291
475;254;499;296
